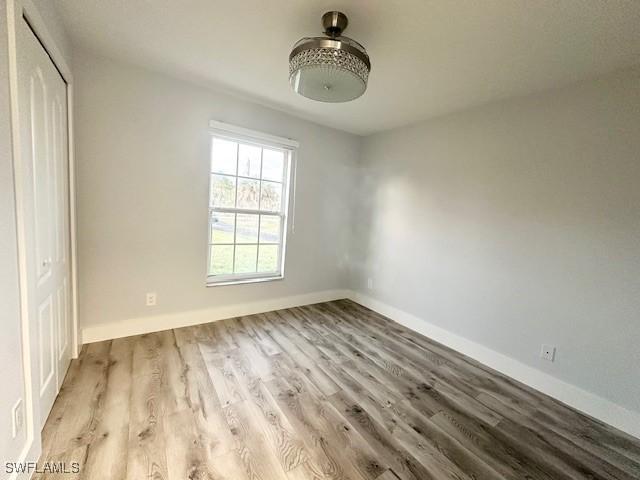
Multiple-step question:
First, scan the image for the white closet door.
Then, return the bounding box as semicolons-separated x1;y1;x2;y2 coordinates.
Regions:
17;17;72;426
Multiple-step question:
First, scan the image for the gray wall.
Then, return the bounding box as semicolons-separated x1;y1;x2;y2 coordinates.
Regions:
73;50;360;330
0;1;28;466
352;66;640;413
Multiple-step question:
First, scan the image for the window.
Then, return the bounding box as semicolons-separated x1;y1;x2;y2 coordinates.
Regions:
207;122;296;285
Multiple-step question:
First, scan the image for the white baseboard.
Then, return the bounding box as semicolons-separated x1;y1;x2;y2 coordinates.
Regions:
348;290;640;440
81;289;350;344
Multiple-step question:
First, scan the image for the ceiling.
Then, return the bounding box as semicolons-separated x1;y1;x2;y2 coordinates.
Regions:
54;0;640;135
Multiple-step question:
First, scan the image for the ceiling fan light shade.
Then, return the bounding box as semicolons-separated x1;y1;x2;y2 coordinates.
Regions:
289;47;369;102
289;12;371;103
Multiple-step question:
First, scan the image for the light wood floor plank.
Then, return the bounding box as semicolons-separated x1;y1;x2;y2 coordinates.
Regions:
37;300;640;480
224;400;291;480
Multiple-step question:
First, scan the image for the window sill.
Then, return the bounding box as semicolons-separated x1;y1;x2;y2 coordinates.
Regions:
206;274;284;287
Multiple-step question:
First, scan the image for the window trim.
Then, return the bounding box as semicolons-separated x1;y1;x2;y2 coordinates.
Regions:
209;120;300;149
206;122;297;287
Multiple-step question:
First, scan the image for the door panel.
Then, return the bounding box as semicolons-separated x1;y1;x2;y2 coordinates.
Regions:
51;69;71;389
37;296;55;395
57;279;70;389
17;18;72;427
52;95;67;265
30;68;52;286
57;281;68;361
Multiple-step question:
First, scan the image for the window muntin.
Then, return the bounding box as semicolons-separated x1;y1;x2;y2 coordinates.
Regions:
207;135;291;284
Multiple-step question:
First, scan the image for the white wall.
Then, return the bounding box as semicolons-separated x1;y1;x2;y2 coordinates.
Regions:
352;66;640;415
73;50;360;339
0;1;28;469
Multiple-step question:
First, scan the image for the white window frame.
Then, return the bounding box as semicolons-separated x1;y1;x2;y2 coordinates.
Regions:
207;121;298;286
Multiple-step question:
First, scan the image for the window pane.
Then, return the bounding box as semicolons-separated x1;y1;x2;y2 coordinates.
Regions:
236;214;258;243
259;215;281;244
211;138;237;175
210;175;236;208
237;178;260;210
234;245;257;273
210;245;233;275
262;149;284;181
211;212;235;243
258;245;279;273
260;181;282;212
238;144;261;178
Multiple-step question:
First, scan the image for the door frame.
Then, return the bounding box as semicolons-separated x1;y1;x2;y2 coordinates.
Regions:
6;0;78;467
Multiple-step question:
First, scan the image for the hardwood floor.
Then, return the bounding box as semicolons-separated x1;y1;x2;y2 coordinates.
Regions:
36;299;640;479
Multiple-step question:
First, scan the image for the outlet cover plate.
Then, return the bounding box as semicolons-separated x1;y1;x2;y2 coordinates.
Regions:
146;292;157;306
540;344;556;362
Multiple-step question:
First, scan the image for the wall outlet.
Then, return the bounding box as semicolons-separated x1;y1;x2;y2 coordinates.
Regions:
540;344;556;362
367;278;373;290
11;399;23;439
146;292;157;306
